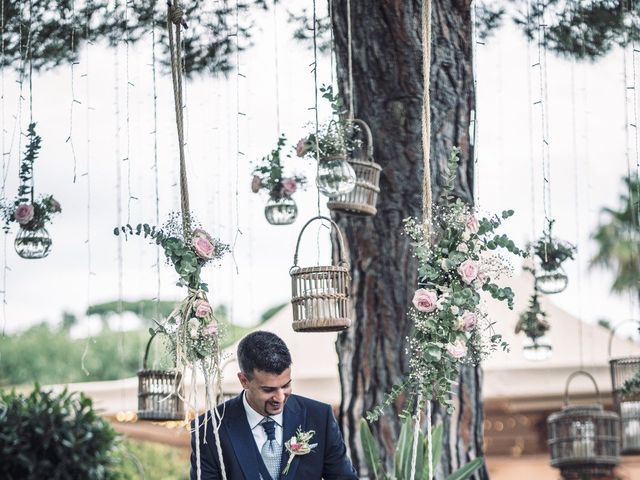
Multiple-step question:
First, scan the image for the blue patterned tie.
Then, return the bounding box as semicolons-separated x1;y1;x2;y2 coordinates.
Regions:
260;418;282;480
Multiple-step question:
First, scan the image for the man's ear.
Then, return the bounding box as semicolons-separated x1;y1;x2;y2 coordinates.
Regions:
238;371;250;389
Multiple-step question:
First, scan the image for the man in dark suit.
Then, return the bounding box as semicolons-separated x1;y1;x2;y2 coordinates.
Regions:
190;330;358;480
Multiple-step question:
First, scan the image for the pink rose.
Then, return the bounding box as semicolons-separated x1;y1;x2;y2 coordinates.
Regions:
192;229;215;259
412;289;438;313
15;204;34;225
194;299;212;318
281;178;297;196
457;259;479;284
460;312;477;332
476;269;488;284
291;443;302;452
251;175;262;193
447;340;467;359
465;214;479;234
202;322;218;336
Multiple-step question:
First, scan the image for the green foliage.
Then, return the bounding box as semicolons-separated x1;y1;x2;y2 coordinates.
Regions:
0;385;121;479
109;439;190;480
620;369;640;397
591;174;640;298
252;135;306;199
359;418;483;480
531;219;576;271
260;302;288;324
515;291;549;340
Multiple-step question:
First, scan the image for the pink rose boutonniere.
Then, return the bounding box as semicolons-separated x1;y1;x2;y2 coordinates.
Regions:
282;427;317;475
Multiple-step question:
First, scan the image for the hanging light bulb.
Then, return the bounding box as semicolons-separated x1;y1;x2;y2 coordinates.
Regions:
316;155;356;198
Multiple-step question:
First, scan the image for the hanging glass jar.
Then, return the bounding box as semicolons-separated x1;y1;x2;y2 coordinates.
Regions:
536;266;569;294
264;196;298;225
522;335;553;361
14;226;52;259
316;155;356;198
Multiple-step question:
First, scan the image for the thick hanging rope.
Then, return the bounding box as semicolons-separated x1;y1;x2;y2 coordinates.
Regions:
346;0;354;118
167;1;191;235
412;0;434;479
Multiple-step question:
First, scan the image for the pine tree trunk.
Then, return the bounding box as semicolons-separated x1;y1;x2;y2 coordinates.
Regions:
330;0;487;477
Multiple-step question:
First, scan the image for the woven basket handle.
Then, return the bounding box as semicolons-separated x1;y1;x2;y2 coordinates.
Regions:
563;370;601;406
347;118;373;160
292;215;349;268
142;329;176;369
607;319;639;358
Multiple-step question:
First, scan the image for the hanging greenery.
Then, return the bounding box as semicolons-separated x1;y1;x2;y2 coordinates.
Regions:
531;218;576;272
251;135;306;200
515;291;550;341
368;149;526;419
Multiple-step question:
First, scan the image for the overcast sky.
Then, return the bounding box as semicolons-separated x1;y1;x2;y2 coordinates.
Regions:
0;5;637;348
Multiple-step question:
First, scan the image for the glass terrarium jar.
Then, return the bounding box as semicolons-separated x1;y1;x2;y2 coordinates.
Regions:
316;155;356;198
535;266;568;294
14;226;52;259
264;197;297;225
523;336;553;361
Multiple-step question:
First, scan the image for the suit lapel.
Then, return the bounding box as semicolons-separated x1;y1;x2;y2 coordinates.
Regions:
280;395;306;480
224;393;262;480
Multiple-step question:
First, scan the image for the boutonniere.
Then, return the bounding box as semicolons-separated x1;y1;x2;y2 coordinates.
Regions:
282;427;317;475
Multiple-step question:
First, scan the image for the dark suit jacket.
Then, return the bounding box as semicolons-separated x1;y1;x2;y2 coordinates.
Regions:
190;393;358;479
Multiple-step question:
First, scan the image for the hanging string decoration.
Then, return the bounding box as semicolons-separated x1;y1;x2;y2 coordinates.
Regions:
529;218;576;294
251;135;306;226
548;371;620;479
296;85;357;198
515;289;552;361
1;124;61;259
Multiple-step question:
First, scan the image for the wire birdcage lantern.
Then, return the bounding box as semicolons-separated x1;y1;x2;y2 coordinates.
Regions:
327;119;381;216
608;320;640;455
137;332;184;421
547;370;620;479
289;216;351;332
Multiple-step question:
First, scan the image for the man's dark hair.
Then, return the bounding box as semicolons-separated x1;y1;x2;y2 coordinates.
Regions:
237;331;292;379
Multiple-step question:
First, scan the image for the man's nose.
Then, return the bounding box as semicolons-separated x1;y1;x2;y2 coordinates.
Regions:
273;389;286;402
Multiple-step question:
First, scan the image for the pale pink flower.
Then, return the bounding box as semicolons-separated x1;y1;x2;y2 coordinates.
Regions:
188;317;200;339
194;299;212;318
192;229;215;259
465;214;479;234
476;269;489;284
412;289;438;313
251;175;262;193
458;259;479;284
460;312;477;332
202;322;218;336
295;138;312;157
281;178;297;196
447;340;467;359
15;204;34;225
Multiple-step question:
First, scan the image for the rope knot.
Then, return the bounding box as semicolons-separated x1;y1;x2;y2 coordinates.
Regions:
168;1;187;28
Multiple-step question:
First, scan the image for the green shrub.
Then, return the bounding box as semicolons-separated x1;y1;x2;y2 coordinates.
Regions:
110;439;190;479
0;385;121;479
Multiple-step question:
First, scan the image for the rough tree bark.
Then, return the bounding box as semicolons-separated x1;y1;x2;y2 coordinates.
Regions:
330;1;487;478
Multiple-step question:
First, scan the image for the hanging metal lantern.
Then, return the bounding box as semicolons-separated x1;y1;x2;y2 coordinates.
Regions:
535;265;568;294
316;155;357;198
522;335;553;361
608;320;640;454
327;119;382;216
290;216;351;332
264;196;298;225
14;226;52;259
547;371;620;479
137;332;184;421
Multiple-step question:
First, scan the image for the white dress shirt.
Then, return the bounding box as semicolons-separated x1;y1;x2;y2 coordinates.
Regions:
242;391;284;450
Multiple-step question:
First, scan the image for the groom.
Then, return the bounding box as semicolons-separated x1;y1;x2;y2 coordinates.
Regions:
190;330;358;479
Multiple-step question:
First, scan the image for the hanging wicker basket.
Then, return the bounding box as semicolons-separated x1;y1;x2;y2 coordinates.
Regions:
137;332;184;421
327;119;381;216
289;216;351;332
547;370;620;479
608;320;640;455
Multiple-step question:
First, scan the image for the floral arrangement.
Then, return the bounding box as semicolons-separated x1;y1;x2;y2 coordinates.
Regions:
114;212;229;291
368;149;526;419
295;85;361;161
515;291;550;341
531;219;576;271
251;135;306;200
1;123;62;232
282;427;317;475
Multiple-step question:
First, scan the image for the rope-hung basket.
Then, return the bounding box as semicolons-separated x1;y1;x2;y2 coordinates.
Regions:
137;332;184;421
608;320;640;454
327;119;382;216
547;371;620;479
290;216;351;332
